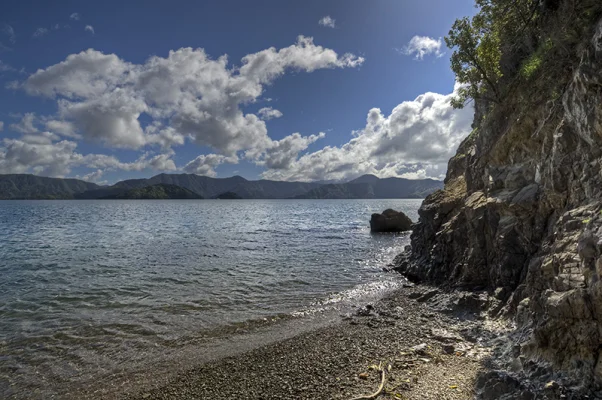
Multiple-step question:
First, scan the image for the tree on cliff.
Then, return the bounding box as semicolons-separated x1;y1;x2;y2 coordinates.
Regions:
446;0;540;108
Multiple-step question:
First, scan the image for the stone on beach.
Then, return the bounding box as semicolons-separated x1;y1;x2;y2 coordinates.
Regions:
370;209;413;232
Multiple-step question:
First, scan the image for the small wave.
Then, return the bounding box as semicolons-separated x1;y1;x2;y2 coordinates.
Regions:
292;278;404;317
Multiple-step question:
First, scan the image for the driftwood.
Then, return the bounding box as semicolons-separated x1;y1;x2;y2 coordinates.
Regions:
350;362;388;400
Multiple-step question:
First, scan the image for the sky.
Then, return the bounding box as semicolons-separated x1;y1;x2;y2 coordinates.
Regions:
0;0;476;185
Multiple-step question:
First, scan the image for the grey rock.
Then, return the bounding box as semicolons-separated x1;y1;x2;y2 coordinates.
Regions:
392;10;602;398
411;343;428;354
369;209;412;232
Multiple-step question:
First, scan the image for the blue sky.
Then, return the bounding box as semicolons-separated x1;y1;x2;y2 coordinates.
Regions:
0;0;476;184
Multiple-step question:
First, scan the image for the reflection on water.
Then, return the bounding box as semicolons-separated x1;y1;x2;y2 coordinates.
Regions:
0;199;421;398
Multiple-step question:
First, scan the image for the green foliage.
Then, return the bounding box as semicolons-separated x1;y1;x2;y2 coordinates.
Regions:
446;0;539;108
446;16;502;108
0;174;101;199
520;53;542;78
520;39;552;79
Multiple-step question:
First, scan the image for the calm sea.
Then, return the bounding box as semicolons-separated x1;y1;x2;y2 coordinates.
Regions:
0;199;421;399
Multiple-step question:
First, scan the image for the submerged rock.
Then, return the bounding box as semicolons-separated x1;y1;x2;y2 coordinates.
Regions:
370;209;412;232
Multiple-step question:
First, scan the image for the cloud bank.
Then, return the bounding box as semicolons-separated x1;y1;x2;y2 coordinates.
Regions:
2;36;364;178
2;33;471;182
262;85;473;182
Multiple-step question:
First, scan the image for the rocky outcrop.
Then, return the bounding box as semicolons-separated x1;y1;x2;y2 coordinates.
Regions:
370;209;413;232
395;7;602;397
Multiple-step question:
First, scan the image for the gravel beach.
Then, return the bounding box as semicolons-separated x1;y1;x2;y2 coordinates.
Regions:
124;285;508;400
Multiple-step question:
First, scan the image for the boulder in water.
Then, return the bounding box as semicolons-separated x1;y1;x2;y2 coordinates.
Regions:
370;209;412;232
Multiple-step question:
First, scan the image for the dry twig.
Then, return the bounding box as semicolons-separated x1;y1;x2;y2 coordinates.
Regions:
350;362;388;400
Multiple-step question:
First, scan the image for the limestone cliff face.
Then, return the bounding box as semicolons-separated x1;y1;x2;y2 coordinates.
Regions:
396;13;602;393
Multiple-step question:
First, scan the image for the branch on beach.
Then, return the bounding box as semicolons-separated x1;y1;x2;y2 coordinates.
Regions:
349;362;388;400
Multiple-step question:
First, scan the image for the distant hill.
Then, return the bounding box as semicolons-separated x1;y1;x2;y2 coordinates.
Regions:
0;173;443;200
214;191;243;199
293;183;375;199
77;173;322;200
101;184;203;199
294;175;442;199
0;174;101;199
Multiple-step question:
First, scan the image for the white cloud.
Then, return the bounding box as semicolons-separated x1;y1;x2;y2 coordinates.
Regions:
85;25;95;34
78;169;104;182
32;28;49;38
0;121;4;131
25;49;131;98
402;35;444;60
319;16;336;28
9;113;39;134
0;138;82;176
256;132;325;169
21;37;363;157
70;13;80;21
44;119;79;138
57;89;148;148
183;153;237;177
258;107;283;120
82;151;176;172
6;37;366;179
261;84;473;182
144;122;185;148
0;133;177;177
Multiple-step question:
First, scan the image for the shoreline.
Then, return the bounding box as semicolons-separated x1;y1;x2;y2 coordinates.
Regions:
9;279;409;400
118;285;506;400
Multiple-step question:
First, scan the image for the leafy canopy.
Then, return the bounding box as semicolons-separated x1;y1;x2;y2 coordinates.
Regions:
446;0;539;109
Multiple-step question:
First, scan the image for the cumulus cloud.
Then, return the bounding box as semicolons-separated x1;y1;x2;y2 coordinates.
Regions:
258;107;283;120
78;169;103;182
85;25;95;34
183;153;237;177
25;50;131;98
10;113;39;134
402;35;444;60
44;119;79;138
20;37;362;159
261;85;473;182
81;151;176;172
319;16;336;28
70;13;80;21
0;138;81;176
0;135;177;177
32;28;49;38
5;37;366;179
257;132;325;169
57;89;148;148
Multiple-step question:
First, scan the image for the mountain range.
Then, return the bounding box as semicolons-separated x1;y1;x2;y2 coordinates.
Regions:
100;184;203;199
0;173;443;200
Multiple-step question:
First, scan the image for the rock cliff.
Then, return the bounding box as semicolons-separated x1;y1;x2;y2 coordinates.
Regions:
395;2;602;396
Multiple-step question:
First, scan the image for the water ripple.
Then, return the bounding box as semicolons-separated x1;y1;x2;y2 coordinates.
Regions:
0;199;421;399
